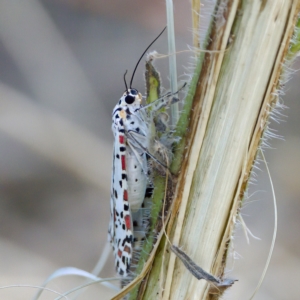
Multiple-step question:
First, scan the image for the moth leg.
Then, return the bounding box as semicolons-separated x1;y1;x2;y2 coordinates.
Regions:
127;130;168;170
139;82;187;113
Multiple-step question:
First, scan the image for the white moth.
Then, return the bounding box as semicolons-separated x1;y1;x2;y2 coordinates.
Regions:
108;27;185;277
108;85;182;276
108;28;167;277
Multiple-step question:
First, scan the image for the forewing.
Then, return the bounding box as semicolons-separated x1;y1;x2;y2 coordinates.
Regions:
109;121;134;276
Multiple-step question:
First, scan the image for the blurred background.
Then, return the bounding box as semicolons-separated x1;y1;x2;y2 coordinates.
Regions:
0;0;298;299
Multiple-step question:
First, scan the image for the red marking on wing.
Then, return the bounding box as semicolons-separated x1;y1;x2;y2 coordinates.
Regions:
118;249;122;258
121;155;126;170
119;135;124;144
123;190;128;201
125;215;131;229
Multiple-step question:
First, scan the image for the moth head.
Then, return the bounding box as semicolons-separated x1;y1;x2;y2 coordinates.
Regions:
121;89;142;106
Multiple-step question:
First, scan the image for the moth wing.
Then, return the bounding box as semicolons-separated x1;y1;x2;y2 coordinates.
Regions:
127;138;148;176
110;122;134;276
108;146;117;245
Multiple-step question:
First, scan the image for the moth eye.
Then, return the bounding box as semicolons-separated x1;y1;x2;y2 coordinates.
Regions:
130;89;138;95
125;95;135;104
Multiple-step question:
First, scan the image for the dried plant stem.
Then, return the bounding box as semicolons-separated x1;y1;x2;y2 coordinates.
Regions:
192;0;201;48
110;1;300;299
140;1;300;300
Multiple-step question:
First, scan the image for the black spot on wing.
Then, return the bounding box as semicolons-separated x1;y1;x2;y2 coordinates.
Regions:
113;107;122;115
122;235;133;246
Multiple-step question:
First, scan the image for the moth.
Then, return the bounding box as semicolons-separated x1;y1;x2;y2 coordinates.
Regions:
108;27;184;277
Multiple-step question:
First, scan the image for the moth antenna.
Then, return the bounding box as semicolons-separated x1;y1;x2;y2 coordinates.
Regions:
129;26;167;89
124;69;129;93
